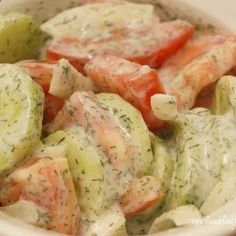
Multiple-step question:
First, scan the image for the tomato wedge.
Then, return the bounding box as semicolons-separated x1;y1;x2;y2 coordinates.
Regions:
120;176;163;217
47;20;194;70
85;55;165;130
17;60;65;124
158;35;236;110
0;157;80;235
158;35;223;86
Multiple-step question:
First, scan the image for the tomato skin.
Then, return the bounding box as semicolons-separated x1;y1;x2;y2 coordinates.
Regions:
85;55;165;130
46;20;194;70
17;60;64;124
43;93;64;124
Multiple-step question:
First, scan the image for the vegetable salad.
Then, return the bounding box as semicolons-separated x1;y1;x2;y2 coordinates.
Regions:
0;0;236;235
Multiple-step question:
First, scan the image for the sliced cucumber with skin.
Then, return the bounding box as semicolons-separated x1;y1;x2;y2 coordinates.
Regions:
150;133;174;194
97;93;153;176
44;129;120;220
0;12;44;63
41;2;154;39
0;64;44;174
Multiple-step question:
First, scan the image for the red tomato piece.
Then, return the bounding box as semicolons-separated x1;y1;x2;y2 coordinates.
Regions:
158;34;223;86
158;35;236;110
46;20;194;69
120;176;163;217
0;157;80;235
17;60;64;124
17;60;55;91
85;55;165;130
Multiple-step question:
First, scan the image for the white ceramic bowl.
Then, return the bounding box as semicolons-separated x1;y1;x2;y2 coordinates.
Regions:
0;1;235;235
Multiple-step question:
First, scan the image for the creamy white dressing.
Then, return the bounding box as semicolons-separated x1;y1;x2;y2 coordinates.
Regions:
41;2;154;40
151;89;236;212
1;1;236;235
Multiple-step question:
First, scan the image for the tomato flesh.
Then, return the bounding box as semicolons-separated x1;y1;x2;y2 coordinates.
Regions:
85;55;165;130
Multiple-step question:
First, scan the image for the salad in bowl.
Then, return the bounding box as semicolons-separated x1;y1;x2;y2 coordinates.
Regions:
0;0;236;235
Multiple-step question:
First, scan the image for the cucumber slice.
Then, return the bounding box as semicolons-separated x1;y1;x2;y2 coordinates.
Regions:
97;93;153;175
0;64;44;174
0;12;44;63
150;134;174;195
44;129;119;219
200;164;236;216
41;2;154;39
